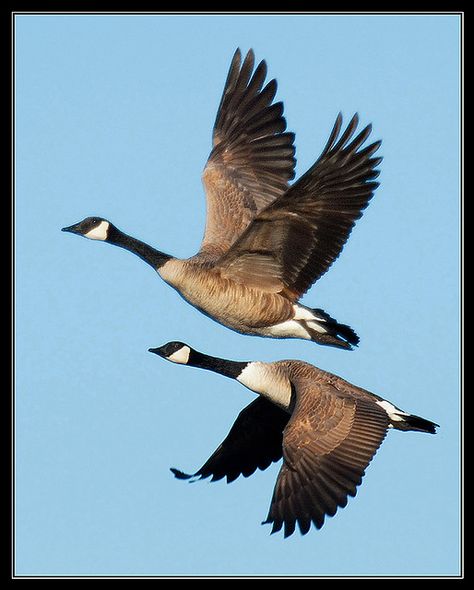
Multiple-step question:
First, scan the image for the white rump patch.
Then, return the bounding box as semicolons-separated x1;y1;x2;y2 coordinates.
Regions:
293;304;315;320
290;304;327;339
306;320;328;334
167;345;191;365
264;319;312;339
84;220;110;241
293;305;322;321
376;400;409;422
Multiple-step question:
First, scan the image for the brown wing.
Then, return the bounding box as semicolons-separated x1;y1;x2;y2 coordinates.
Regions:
263;381;389;537
170;397;289;484
199;48;296;260
216;113;382;298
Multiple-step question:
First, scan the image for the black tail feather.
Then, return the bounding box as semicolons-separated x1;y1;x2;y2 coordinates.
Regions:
311;307;360;347
394;414;439;434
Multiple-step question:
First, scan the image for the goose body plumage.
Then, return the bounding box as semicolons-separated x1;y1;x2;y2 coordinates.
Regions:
149;342;438;538
63;49;382;349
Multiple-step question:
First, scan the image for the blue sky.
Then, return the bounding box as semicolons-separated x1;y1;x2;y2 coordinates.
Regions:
14;14;461;577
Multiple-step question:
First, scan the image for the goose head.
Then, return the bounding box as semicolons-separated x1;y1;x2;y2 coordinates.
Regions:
149;341;192;365
62;216;113;241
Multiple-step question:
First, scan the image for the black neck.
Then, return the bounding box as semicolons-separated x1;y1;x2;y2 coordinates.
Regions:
188;349;248;380
107;225;172;269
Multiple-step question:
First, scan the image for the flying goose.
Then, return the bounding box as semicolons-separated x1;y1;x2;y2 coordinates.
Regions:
149;341;438;537
63;49;382;349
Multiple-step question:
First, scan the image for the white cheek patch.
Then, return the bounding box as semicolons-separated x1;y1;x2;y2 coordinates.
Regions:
84;220;110;241
167;346;191;365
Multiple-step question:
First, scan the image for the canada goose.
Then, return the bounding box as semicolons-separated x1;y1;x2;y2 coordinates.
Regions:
63;49;382;350
149;341;438;537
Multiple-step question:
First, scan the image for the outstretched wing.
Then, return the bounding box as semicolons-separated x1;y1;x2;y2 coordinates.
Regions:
264;381;389;537
199;48;296;260
170;397;289;483
216;113;382;299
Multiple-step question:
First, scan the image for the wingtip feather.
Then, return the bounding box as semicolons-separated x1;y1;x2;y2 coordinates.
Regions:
170;467;195;481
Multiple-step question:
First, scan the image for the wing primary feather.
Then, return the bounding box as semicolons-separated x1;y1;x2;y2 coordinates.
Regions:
321;112;343;155
200;49;296;258
331;113;359;153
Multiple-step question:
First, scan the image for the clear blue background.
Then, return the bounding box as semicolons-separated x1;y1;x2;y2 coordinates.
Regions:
15;14;461;577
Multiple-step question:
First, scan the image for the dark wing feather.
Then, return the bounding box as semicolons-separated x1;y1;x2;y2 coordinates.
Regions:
199;49;296;260
216;113;381;298
171;397;289;484
263;382;389;537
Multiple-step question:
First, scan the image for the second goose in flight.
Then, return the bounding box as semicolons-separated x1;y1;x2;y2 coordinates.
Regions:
63;49;382;349
149;341;438;538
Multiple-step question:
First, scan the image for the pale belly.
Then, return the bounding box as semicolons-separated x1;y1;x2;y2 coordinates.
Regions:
157;259;294;334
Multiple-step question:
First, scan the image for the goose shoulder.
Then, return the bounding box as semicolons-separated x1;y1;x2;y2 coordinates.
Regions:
157;257;207;286
286;362;374;399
